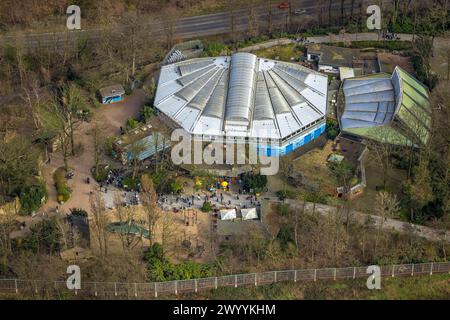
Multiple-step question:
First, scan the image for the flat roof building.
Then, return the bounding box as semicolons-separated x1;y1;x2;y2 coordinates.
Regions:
112;124;170;164
154;52;328;156
307;44;360;74
99;85;125;104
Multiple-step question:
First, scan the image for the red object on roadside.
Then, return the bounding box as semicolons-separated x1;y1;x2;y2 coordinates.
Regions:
278;2;290;9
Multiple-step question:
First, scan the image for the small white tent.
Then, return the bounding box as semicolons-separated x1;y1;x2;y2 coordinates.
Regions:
241;208;258;220
220;209;237;220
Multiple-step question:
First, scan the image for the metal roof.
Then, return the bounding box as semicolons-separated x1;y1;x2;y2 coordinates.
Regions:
99;85;125;98
154;53;328;140
225;53;258;123
340;66;431;146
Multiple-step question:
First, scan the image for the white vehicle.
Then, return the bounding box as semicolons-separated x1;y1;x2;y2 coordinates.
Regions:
294;9;307;15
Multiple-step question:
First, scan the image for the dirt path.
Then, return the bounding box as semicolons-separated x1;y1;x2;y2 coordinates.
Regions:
39;89;147;215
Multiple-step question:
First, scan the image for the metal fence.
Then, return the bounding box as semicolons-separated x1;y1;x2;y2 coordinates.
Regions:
0;262;448;299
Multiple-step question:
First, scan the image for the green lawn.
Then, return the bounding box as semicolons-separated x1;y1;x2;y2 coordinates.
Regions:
254;44;305;62
178;274;450;300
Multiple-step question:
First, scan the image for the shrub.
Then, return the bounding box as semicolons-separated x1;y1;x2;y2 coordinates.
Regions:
241;173;268;194
18;184;47;215
122;176;140;191
53;168;71;203
18;218;61;254
276;189;296;201
326;118;340;140
150;170;170;193
276;225;294;249
93;164;109;183
202;42;230;57
169;178;183;194
75;107;93;122
201;201;213;213
141;106;155;123
328;41;412;51
301;189;328;205
144;243;215;281
126;118;139;130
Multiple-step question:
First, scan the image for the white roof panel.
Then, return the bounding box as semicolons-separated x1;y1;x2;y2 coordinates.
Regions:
175;107;200;131
193;116;223;136
276;113;301;137
155;53;327;141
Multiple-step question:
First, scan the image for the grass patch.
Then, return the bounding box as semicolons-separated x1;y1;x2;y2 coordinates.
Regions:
179;274;450;300
327;41;412;51
254;44;305;61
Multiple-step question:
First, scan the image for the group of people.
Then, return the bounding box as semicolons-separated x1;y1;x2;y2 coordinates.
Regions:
383;31;401;40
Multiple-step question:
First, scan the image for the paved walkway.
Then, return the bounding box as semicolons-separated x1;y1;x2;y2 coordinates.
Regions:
306;32;414;44
282;199;450;243
157;191;260;213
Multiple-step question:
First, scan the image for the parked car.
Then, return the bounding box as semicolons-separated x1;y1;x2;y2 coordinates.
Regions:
294;9;307;15
278;2;290;9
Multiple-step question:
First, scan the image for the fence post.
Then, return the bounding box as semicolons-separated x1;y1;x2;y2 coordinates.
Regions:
34;280;38;294
254;273;257;286
154;283;158;298
334;268;337;281
195;279;198;293
94;282;98;297
411;264;414;276
391;265;395;277
215;277;218;289
14;279;18;294
274;271;277;283
314;269;317;282
114;282;117;296
294;270;297;283
175;280;178;295
430;263;433;275
234;275;237;288
353;267;356;279
134;283;137;298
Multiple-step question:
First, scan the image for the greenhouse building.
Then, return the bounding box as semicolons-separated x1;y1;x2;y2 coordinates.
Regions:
339;66;431;146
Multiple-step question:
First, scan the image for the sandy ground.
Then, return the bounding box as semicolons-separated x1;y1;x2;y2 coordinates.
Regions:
39;89;147;214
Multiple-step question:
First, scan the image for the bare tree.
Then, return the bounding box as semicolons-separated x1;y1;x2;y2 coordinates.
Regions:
90;120;107;179
0;198;19;267
364;127;398;190
374;191;400;255
162;7;179;50
55;216;71;251
267;0;274;34
248;0;259;38
229;1;237;48
21;74;43;131
60;83;87;156
128;139;149;180
279;157;293;195
113;193;143;252
140;174;160;245
159;212;178;255
89;190;110;258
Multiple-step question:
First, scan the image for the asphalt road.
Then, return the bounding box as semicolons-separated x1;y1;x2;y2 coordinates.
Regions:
0;0;391;50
